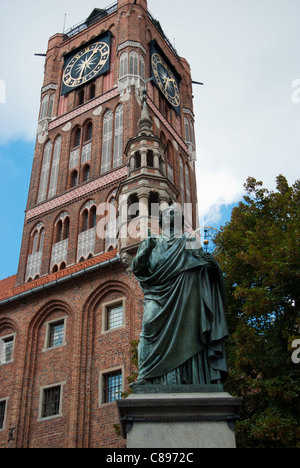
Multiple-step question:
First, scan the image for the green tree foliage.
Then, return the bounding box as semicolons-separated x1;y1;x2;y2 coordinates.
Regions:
216;175;300;448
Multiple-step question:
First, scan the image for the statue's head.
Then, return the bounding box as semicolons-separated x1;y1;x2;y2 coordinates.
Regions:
159;206;184;236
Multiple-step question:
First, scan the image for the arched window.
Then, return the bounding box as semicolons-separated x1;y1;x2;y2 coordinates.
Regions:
83;164;90;182
40;95;49;120
78;201;97;261
147;150;154;167
56;219;63;243
113;105;123;169
88;83;96;100
40;94;55;120
101;110;113;174
148;191;160;218
84;122;93;142
134;151;141;169
38;140;52;203
119;52;128;78
71;170;78;187
26;224;45;282
129;51;139;76
54;213;70;243
32;231;39;254
139;56;145;80
77;89;85;106
128;193;139;220
73;128;81;148
48;94;55;118
39;228;45;252
48;135;61;199
90;205;97;229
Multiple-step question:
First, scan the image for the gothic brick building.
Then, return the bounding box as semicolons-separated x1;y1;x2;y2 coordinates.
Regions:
0;0;198;448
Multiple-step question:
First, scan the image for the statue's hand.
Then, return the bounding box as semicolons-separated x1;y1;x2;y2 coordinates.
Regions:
146;235;156;251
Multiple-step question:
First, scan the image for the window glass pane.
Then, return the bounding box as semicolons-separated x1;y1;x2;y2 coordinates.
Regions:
48;321;64;348
107;304;123;330
4;337;14;362
0;336;14;363
103;371;122;403
42;386;61;418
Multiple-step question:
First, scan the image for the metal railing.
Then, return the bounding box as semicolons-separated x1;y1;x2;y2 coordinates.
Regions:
63;2;118;41
62;2;179;60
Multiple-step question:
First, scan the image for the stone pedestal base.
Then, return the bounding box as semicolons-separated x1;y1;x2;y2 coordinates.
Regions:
117;389;241;449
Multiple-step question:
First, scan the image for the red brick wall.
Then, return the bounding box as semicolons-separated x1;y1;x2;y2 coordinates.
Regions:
1;0;199;448
0;263;143;448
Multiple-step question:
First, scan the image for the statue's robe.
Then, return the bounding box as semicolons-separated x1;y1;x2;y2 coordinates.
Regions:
132;234;229;385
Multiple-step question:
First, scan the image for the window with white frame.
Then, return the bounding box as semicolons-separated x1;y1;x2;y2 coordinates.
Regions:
102;298;125;332
0;334;15;364
44;317;66;350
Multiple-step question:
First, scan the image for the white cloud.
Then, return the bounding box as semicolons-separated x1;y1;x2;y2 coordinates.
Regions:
196;168;243;226
0;0;299;218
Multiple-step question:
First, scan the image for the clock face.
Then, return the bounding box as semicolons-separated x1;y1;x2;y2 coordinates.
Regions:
151;53;180;110
62;40;110;93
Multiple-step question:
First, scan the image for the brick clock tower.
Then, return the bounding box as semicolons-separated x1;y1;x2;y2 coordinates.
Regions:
0;0;198;448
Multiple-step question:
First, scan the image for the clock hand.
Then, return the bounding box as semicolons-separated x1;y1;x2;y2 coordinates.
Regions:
86;48;99;66
79;62;87;79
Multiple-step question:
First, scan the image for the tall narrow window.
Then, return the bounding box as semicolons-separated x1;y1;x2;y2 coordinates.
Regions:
113;105;123;168
101;110;113;174
26;224;45;282
119;52;128;78
0;400;7;430
48;136;61;199
38;141;52;203
179;157;185;205
48;94;55;118
40;95;49;120
84;165;90;182
139;56;145;80
129;51;138;76
48;320;65;349
39;228;45;252
32;231;39;254
185;164;191;204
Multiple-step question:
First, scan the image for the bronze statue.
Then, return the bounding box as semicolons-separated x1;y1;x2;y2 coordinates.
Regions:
131;206;229;387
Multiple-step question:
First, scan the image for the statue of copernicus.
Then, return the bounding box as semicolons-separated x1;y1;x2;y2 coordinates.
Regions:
131;206;229;386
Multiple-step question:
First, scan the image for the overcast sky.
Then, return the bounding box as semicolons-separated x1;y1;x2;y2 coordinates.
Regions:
0;0;299;278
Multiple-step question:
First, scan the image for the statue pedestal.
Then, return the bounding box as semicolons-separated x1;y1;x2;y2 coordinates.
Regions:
117;387;242;449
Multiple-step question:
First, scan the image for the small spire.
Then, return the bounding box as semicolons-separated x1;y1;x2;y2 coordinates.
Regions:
138;90;153;136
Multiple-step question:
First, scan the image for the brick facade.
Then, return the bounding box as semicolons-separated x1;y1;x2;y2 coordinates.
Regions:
0;0;198;448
